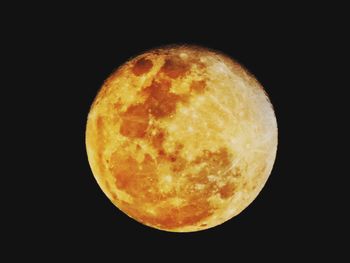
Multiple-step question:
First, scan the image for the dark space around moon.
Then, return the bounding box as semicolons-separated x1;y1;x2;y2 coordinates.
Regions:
5;3;343;260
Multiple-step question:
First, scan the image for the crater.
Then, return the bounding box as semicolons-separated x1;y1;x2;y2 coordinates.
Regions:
190;80;207;94
150;128;166;151
109;152;161;201
96;116;104;131
219;183;236;199
132;58;153;76
160;56;190;79
143;80;181;119
119;104;149;138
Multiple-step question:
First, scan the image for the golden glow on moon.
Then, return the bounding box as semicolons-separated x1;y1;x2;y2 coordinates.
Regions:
86;45;278;232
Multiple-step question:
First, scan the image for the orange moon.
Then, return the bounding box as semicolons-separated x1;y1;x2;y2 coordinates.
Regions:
86;45;278;232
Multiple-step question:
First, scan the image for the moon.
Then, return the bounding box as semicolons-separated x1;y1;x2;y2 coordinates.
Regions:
86;45;277;232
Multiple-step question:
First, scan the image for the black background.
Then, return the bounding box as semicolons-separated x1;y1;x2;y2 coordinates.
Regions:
6;3;345;260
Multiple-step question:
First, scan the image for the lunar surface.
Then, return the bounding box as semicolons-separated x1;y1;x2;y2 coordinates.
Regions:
86;45;277;232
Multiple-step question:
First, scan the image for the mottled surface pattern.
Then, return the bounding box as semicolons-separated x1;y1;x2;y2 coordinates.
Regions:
86;46;277;232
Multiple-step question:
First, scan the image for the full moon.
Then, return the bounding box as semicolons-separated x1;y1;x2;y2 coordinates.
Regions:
86;45;277;232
